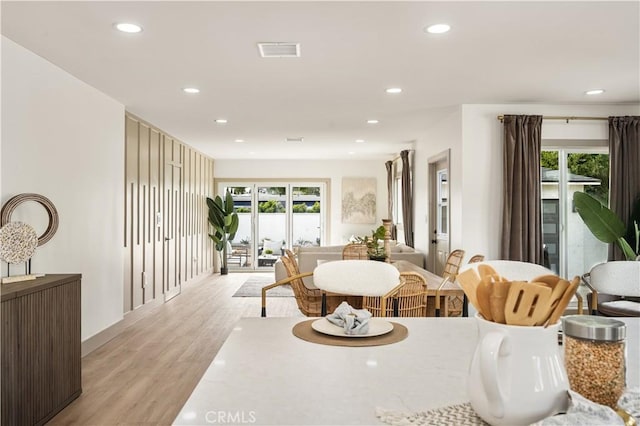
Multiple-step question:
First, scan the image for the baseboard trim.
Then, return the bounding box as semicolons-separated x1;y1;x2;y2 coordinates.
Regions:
81;270;214;357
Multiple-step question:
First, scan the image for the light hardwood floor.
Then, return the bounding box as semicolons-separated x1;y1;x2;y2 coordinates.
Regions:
49;272;301;425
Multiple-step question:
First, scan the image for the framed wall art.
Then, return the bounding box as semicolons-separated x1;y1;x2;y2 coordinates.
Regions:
341;177;376;224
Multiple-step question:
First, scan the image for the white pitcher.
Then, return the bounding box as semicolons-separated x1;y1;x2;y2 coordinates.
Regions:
468;315;569;425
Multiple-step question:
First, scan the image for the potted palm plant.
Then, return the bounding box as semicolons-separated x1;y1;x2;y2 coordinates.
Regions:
207;191;239;274
573;192;639;260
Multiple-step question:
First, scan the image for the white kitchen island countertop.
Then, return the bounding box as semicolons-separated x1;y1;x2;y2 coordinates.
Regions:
174;317;639;426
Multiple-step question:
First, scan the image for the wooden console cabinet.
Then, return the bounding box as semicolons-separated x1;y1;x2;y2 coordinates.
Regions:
1;274;82;425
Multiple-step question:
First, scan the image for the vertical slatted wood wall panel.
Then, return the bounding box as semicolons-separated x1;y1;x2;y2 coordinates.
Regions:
150;128;162;301
185;149;191;280
124;116;137;312
139;123;150;305
208;159;214;270
176;143;181;286
123;114;214;313
196;154;202;274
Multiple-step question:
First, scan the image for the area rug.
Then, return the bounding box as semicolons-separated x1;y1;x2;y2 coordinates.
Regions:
232;275;294;297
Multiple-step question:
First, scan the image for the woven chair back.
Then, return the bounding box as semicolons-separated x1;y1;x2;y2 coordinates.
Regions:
468;254;485;264
284;249;300;275
443;249;465;280
363;272;427;317
395;272;428;317
342;243;368;260
280;255;322;316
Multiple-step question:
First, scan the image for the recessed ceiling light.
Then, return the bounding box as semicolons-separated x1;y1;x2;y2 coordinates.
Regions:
215;119;228;124
285;137;304;143
182;87;200;94
114;23;143;33
585;89;605;95
248;151;256;155
348;151;356;155
355;139;365;143
234;139;245;143
425;24;450;34
385;88;402;94
367;119;379;124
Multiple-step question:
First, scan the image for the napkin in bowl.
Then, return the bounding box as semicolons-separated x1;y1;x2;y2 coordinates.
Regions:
532;388;639;426
326;301;372;335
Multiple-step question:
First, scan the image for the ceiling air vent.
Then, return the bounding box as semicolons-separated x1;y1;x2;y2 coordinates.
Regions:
258;42;301;58
285;137;304;143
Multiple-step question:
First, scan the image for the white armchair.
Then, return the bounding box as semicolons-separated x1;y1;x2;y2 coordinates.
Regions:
581;261;640;317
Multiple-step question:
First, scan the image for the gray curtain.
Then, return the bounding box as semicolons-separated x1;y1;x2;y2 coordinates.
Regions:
609;116;640;260
400;150;414;247
385;160;397;240
500;115;543;264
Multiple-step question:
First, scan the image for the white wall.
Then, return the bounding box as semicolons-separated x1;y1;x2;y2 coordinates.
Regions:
460;103;640;262
412;106;463;259
214;159;390;244
1;37;125;341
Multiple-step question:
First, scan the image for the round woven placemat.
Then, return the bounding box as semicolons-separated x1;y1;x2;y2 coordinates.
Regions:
292;319;408;347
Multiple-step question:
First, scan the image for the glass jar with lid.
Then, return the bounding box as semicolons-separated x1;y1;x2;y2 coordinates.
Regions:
563;315;626;408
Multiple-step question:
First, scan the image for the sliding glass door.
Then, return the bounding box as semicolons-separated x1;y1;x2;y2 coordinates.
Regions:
291;186;322;248
541;148;609;278
218;182;326;271
257;186;287;268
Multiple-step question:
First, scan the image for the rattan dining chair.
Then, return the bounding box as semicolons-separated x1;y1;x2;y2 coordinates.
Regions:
363;272;428;317
443;249;465;280
280;255;323;316
284;249;300;274
261;255;361;317
468;254;485;264
439;249;465;317
342;243;369;260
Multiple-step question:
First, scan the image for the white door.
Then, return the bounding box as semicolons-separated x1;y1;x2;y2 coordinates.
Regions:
428;153;450;275
164;161;181;302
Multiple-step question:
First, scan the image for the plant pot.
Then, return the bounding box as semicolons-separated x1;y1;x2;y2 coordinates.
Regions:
368;255;386;262
220;267;229;275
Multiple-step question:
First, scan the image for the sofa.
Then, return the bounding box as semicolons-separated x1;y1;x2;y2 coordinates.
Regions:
275;243;424;288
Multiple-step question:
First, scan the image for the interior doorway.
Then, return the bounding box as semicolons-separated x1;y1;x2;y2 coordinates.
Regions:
427;150;451;275
164;160;182;301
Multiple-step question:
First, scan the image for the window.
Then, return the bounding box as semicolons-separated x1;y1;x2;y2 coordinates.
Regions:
393;161;404;243
436;169;448;236
220;181;327;270
541;148;609;277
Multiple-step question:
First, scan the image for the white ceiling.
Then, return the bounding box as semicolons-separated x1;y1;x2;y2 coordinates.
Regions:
2;1;639;160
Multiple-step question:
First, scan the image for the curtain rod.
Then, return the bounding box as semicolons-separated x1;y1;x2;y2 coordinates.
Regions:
390;149;415;162
497;115;608;123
